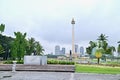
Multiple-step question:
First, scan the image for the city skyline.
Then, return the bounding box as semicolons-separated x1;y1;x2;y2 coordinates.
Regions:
55;45;65;55
54;44;84;55
1;0;120;54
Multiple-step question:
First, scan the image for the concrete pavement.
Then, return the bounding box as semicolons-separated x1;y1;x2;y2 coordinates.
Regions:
0;71;120;80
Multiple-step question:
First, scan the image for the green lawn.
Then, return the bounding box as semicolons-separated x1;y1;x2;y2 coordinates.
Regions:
75;64;120;74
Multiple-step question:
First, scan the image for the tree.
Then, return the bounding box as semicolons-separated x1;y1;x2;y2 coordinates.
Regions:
11;32;27;60
97;34;109;61
117;41;120;56
0;24;13;60
0;45;4;55
86;34;115;62
0;24;5;33
95;48;103;64
97;34;108;48
106;46;116;55
97;34;108;41
35;41;44;55
86;41;97;55
26;38;44;55
26;37;36;55
89;41;97;48
0;34;14;60
86;47;92;55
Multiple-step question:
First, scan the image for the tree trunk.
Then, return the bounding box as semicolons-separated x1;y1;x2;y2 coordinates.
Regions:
97;58;100;64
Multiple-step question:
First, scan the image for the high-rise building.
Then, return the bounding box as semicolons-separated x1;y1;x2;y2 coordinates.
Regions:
75;45;78;53
80;46;84;55
62;47;65;54
55;45;66;55
55;45;60;55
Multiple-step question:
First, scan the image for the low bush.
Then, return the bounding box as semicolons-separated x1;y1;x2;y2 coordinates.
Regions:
3;60;13;64
47;59;75;65
3;60;23;64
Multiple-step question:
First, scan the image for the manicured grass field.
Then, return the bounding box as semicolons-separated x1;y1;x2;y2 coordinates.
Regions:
75;64;120;74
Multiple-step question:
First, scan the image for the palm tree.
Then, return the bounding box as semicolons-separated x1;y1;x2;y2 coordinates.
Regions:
97;34;108;41
26;37;36;55
97;34;108;48
102;41;108;51
26;38;44;55
35;41;44;55
97;34;109;61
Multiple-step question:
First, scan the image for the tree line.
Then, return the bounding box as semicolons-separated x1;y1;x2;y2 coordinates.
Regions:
0;24;44;60
86;34;120;63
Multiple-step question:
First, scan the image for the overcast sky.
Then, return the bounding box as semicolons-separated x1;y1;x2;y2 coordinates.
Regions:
0;0;120;54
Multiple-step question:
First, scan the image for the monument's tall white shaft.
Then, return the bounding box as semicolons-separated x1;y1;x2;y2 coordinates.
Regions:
72;24;75;54
71;18;75;55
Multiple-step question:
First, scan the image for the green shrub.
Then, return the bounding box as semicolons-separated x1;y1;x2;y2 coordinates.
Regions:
3;60;13;64
17;60;23;64
47;59;75;65
3;60;23;64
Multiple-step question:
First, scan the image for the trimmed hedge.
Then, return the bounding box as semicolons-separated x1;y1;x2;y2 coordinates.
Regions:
3;60;23;64
47;59;75;65
3;59;75;65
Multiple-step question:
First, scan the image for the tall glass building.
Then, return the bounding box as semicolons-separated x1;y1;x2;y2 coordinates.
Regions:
80;46;84;55
55;45;65;55
55;45;60;55
62;48;65;55
75;45;78;53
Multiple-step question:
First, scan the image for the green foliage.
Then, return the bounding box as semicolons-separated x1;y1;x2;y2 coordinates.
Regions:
95;48;103;64
0;34;14;60
97;34;108;41
3;60;23;64
47;59;75;65
0;24;5;33
11;32;27;60
26;38;44;55
86;34;116;57
26;38;36;55
0;45;4;54
3;60;13;64
117;42;120;56
95;48;103;58
35;41;44;55
86;41;97;55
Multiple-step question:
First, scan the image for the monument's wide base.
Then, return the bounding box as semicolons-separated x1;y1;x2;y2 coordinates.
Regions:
24;56;47;65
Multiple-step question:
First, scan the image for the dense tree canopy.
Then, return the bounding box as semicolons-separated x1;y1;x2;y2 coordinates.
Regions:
0;35;14;60
0;23;44;60
26;38;44;55
11;32;27;60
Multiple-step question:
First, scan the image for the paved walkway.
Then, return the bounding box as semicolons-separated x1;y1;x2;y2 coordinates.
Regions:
0;64;75;72
0;71;120;80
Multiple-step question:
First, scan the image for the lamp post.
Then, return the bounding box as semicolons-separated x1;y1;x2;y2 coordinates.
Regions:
71;18;75;57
